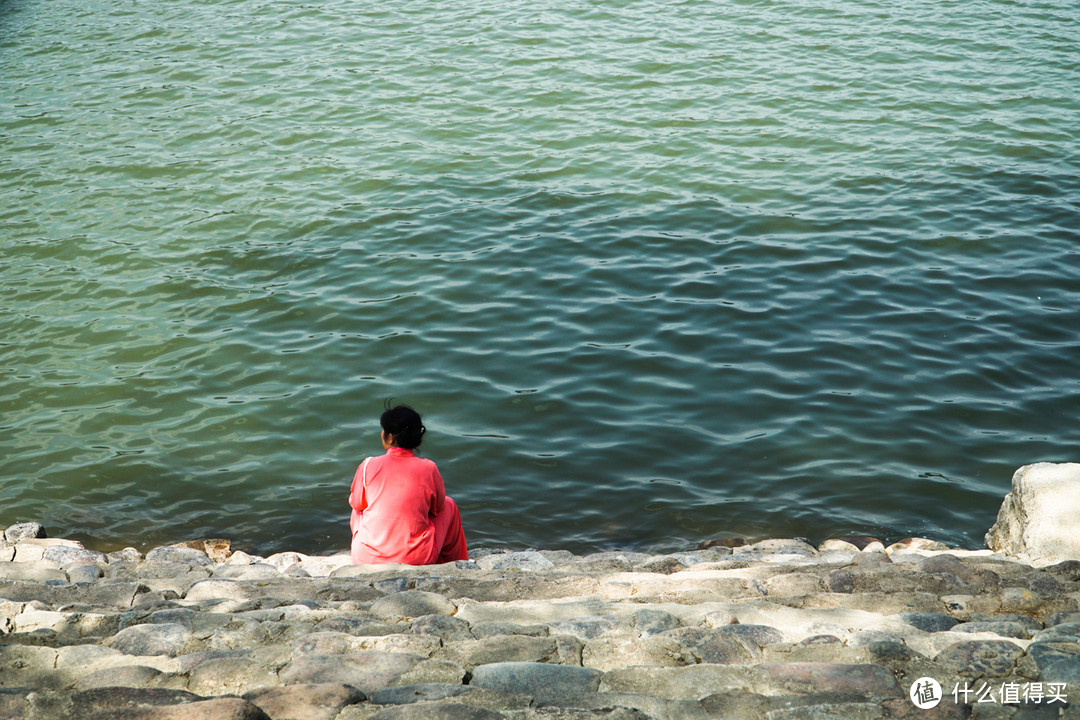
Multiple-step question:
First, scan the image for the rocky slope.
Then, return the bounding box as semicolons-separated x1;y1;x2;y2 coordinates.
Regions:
2;525;1079;720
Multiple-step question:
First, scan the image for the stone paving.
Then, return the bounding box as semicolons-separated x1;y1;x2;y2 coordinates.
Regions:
2;524;1080;719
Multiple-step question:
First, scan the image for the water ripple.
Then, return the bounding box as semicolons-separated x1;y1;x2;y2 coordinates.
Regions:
2;0;1078;553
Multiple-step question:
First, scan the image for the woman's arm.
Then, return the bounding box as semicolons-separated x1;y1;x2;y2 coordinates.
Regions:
349;459;368;512
430;462;446;515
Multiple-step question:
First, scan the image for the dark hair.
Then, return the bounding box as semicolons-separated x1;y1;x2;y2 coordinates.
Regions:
380;404;426;450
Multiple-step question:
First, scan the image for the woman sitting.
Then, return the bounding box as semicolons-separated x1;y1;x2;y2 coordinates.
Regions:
349;404;468;565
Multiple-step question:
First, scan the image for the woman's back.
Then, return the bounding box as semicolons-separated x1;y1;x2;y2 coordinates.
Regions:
350;447;444;563
348;404;468;566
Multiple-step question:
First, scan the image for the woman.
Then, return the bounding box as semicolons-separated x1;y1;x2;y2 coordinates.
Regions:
349;405;468;565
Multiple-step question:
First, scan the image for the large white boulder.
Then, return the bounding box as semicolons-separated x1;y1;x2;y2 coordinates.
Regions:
985;462;1080;567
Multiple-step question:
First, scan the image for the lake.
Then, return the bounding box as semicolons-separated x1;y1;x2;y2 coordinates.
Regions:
2;0;1078;555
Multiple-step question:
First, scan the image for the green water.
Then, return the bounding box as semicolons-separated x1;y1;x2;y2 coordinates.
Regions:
2;0;1078;555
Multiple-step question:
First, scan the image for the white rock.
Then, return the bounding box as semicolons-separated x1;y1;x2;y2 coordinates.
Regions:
298;553;352;577
475;551;555;572
985;462;1080;567
14;609;75;633
13;538;82;563
264;551;308;572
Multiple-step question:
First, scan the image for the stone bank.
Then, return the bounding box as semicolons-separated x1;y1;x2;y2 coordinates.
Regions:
1;462;1079;719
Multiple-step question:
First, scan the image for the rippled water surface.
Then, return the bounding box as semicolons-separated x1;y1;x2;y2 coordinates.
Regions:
2;0;1078;555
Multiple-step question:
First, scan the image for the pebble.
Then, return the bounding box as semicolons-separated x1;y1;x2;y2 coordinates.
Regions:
1;525;1078;719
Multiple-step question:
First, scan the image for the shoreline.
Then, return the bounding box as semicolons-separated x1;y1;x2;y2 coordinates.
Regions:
2;462;1078;719
3;529;1079;719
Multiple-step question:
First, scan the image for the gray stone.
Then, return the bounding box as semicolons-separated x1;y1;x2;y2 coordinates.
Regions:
740;539;818;556
934;640;1025;678
66;564;104;584
764;703;885;720
374;577;412;594
279;651;423;692
1048;611;1080;627
952;621;1033;639
721;624;786;647
74;693;272;720
41;545;107;567
660;626;755;664
184;579;251;602
826;569;854;593
474;552;555;572
757;663;902;698
628;609;680;636
213;564;281;580
75;664;166;689
1031;623;1080;643
470;622;549;639
470;662;602;704
411;613;475;642
395;658;469;686
442;634;580;668
583;633;693;671
600;665;756;700
368;703;506;720
145;546;214;566
107;622;192;656
548;617;620;640
0;564;67;583
638;556;689;574
149;608;197;627
369;683;472;705
107;547;143;564
244;684;366;720
4;522;45;542
986;462;1080;567
187;656;281;695
370;590;457;621
1027;641;1080;684
897;613;959;633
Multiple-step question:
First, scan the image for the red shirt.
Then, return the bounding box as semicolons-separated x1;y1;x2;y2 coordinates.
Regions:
349;447;446;564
